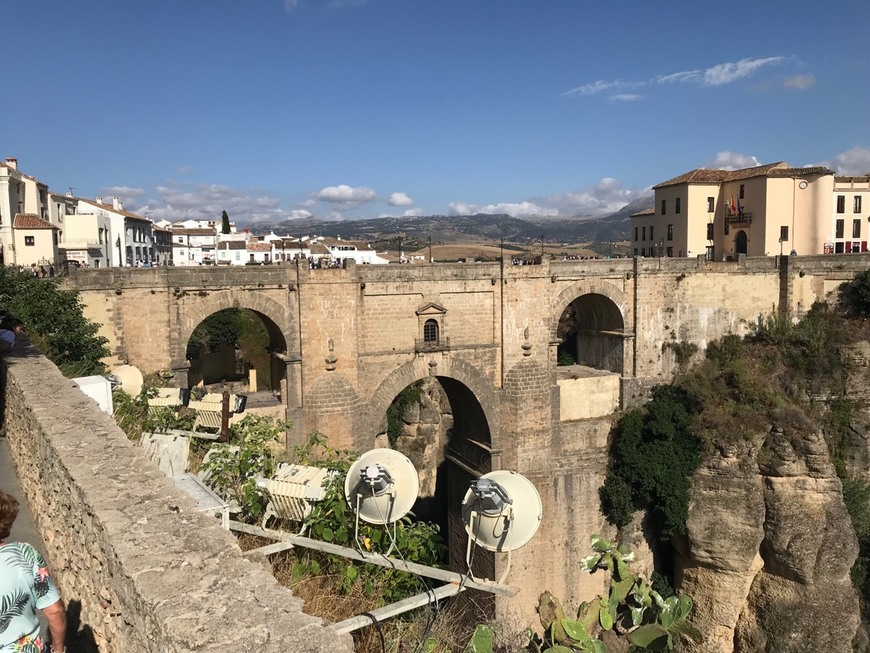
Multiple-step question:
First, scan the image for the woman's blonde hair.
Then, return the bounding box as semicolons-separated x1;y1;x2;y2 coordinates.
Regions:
0;490;19;541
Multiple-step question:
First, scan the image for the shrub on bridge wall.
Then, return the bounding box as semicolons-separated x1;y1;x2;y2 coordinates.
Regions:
0;267;109;376
600;385;702;541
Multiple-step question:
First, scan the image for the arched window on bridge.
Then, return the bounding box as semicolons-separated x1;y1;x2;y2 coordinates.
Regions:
423;319;439;344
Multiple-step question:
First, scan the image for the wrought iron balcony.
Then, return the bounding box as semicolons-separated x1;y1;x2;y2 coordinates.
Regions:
726;212;753;225
414;336;450;353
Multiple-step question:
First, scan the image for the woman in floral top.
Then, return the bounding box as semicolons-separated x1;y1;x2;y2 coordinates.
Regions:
0;491;66;653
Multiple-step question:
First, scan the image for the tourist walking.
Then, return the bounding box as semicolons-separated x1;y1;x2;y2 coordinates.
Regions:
0;490;67;653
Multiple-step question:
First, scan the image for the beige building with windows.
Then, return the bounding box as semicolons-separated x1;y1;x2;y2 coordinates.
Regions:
631;162;847;260
12;214;59;268
831;176;870;254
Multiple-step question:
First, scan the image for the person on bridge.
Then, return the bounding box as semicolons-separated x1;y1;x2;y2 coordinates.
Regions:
0;490;67;653
0;318;24;353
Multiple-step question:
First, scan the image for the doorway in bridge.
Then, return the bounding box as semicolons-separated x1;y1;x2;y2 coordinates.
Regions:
187;308;287;404
556;293;624;373
377;376;495;597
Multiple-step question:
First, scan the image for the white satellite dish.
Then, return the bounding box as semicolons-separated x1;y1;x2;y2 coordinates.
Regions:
344;448;419;526
461;470;543;583
108;364;144;397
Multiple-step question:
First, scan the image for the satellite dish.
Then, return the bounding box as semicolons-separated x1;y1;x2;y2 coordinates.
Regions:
109;364;144;397
461;470;542;553
345;448;419;525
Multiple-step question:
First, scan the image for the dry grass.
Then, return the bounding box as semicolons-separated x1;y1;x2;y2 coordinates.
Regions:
231;541;531;653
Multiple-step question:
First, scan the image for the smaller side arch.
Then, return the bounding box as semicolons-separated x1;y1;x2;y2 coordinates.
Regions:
170;289;292;371
550;280;630;342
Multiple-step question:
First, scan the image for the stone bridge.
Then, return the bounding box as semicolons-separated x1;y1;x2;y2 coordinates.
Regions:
63;253;866;619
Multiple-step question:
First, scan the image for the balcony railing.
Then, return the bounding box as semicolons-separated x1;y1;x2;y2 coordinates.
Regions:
726;212;753;225
414;336;450;353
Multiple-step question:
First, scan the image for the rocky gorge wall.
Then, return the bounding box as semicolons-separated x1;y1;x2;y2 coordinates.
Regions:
675;424;864;652
1;344;351;653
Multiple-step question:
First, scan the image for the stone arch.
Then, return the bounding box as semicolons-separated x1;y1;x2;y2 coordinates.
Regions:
550;280;629;342
171;290;292;392
551;281;629;374
363;356;498;448
171;289;292;371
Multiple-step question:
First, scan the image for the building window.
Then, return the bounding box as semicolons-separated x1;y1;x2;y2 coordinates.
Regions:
649;226;654;241
739;184;745;200
634;227;638;241
661;199;666;215
24;236;34;246
675;198;681;214
633;248;638;256
705;246;715;261
836;219;845;239
854;219;862;239
780;226;789;241
423;319;439;344
666;247;673;257
667;224;674;241
707;197;714;212
641;248;646;257
837;195;845;213
642;226;646;241
856;196;863;214
706;223;714;240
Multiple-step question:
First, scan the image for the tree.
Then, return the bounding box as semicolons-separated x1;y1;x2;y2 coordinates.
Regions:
221;210;231;234
0;267;109;377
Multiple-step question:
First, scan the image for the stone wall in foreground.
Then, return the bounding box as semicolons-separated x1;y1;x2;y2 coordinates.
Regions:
2;344;351;653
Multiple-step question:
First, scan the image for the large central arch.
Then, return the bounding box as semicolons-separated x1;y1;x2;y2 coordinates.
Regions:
363;357;499;586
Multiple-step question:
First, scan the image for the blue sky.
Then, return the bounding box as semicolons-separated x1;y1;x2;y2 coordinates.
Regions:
4;0;869;225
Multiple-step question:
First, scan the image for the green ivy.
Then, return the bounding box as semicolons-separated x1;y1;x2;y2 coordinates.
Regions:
600;385;701;541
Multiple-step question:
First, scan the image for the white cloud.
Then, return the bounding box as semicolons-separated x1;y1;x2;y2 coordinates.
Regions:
611;94;642;102
564;79;635;97
403;208;424;217
99;186;146;208
570;56;788;98
784;74;816;90
284;0;298;11
703;151;762;170
389;192;414;206
825;147;870;176
135;183;300;224
448;201;477;215
448;178;638;219
703;57;785;86
287;209;313;220
316;184;377;205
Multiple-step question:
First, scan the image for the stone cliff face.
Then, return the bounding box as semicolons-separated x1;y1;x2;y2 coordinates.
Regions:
675;422;862;653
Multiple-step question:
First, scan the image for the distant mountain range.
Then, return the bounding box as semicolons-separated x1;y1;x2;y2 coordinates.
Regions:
248;194;653;247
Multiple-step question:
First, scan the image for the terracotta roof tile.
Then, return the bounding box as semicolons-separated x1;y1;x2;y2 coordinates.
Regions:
13;214;57;229
653;162;835;189
247;242;272;252
630;207;655;217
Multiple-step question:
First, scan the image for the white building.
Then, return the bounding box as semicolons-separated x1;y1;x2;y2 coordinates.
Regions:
171;227;217;266
77;197;154;266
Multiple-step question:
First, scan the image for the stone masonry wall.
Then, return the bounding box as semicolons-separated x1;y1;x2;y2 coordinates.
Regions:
2;345;351;653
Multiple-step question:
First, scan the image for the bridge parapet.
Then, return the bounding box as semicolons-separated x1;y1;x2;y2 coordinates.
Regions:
2;345;350;653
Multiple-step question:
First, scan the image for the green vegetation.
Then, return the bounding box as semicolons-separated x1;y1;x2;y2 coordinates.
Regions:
600;386;701;541
189;307;271;388
0;266;109;376
199;414;289;519
221;209;231;234
466;536;700;653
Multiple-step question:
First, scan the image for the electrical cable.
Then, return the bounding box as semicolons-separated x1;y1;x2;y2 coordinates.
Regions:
358;611;386;653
